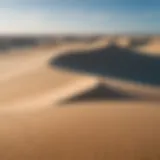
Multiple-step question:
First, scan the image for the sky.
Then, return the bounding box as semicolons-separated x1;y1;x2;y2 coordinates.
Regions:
0;0;160;34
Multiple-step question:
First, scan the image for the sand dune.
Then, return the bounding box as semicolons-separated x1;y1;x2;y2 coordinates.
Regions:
0;37;160;160
52;44;160;98
135;38;160;56
0;45;95;108
1;41;159;108
113;36;160;56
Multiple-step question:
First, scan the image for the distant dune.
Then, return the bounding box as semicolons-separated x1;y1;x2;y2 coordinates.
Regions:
135;37;160;56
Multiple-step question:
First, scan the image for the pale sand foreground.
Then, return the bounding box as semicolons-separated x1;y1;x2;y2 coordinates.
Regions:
0;102;160;160
0;38;160;160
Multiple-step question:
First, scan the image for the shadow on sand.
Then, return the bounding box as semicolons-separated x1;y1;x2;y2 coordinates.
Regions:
50;45;160;103
50;45;160;86
61;82;140;104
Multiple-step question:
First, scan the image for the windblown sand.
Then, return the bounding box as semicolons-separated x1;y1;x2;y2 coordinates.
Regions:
0;38;159;160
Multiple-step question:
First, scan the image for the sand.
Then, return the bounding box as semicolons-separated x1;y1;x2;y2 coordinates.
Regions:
0;37;159;160
0;43;98;108
0;102;159;160
135;38;160;56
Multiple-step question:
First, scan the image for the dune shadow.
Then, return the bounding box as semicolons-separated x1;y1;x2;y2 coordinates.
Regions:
128;37;151;48
50;45;160;86
60;82;141;105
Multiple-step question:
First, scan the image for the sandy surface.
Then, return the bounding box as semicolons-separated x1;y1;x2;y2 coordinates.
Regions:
0;102;160;160
136;39;160;56
0;43;97;108
0;37;160;160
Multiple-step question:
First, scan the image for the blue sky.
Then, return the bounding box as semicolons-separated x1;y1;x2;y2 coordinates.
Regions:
0;0;159;34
